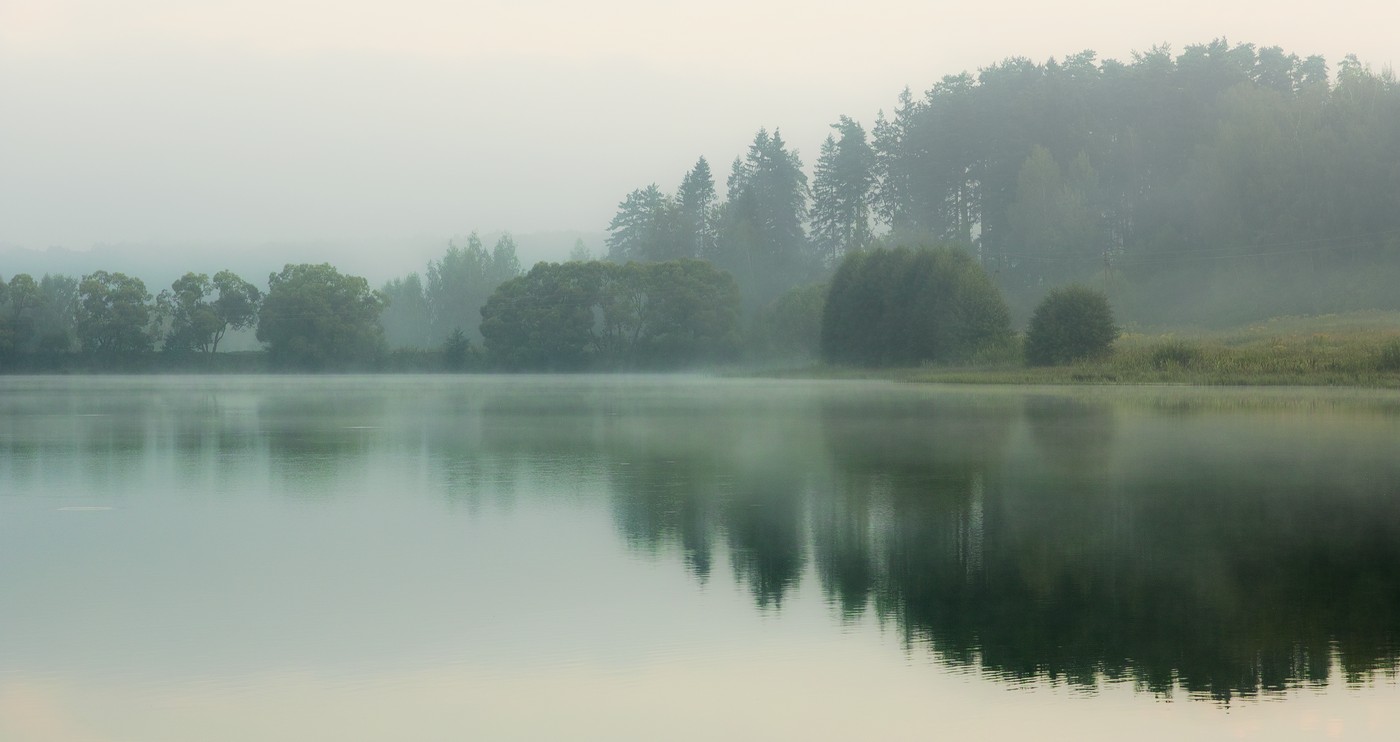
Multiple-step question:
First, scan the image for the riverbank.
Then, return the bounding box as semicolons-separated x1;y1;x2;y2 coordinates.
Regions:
761;311;1400;389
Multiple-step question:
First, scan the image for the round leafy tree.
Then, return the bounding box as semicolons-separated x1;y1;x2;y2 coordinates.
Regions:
1024;286;1118;366
257;263;386;370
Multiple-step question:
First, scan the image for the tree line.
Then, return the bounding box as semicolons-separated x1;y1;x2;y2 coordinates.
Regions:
602;40;1400;326
0;265;382;371
0;249;744;372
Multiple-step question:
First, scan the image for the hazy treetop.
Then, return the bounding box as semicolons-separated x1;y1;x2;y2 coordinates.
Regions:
2;0;1396;253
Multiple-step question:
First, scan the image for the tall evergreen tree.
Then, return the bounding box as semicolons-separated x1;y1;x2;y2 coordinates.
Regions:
606;184;680;262
677;157;717;259
715;128;811;307
425;232;521;343
811;116;875;267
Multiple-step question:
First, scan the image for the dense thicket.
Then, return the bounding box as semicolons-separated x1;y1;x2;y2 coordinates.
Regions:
1024;286;1118;365
752;283;827;360
821;246;1011;366
480;259;741;371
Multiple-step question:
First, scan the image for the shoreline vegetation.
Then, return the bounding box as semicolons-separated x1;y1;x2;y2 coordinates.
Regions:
5;311;1400;390
760;311;1400;389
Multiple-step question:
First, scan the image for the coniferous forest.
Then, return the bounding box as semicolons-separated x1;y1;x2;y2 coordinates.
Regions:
4;40;1400;372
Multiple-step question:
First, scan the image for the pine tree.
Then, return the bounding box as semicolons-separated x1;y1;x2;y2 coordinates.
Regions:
716;128;811;307
677;157;717;259
605;184;679;262
811;116;875;267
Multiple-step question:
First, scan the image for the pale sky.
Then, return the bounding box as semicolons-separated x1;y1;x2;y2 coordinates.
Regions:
2;0;1397;265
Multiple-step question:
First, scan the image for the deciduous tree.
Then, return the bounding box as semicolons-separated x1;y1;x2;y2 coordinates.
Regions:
257;263;385;369
76;271;154;356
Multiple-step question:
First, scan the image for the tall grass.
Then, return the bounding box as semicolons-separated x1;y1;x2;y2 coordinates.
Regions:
904;311;1400;387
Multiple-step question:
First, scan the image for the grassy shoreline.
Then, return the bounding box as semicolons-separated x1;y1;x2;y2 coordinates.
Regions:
756;311;1400;389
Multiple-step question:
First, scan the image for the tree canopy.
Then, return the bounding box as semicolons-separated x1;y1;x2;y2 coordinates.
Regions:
821;245;1011;366
76;271;154;357
481;259;741;370
257;263;386;369
602;40;1400;327
158;270;261;355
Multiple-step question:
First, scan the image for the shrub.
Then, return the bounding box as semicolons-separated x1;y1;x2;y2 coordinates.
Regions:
1378;338;1400;372
1024;286;1118;366
443;328;472;371
1149;340;1202;370
753;283;827;360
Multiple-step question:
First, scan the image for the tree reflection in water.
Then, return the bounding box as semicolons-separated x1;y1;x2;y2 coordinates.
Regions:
587;388;1400;703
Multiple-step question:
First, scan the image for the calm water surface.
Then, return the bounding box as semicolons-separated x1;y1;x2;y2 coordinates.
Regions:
3;375;1400;740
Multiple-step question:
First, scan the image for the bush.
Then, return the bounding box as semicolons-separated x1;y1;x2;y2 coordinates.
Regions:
1024;286;1118;366
1149;339;1202;370
1378;338;1400;372
753;283;826;360
443;328;473;371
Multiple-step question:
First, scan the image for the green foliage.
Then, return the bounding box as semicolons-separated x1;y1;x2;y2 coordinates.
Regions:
442;328;473;371
677;157;718;259
424;232;521;344
866;42;1400;326
211;270;262;343
1150;339;1203;370
1024;286;1118;366
811;116;875;267
256;263;386;370
713;129;812;309
1378;339;1400;372
380;273;434;349
159;270;261;354
890;314;1400;386
606;159;717;265
607;184;683;262
76;271;154;356
753;283;827;360
480;259;741;371
480;261;602;371
34;275;79;354
821;245;1012;366
0;273;79;368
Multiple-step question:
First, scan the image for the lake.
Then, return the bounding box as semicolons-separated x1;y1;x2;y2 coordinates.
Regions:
3;375;1400;740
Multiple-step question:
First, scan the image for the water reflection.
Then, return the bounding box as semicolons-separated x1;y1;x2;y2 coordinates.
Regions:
2;377;1399;707
483;382;1400;703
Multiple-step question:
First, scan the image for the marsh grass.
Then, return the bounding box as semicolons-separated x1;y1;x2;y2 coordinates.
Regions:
769;311;1400;388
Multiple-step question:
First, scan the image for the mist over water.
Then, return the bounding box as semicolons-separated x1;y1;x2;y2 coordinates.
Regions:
3;376;1399;739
